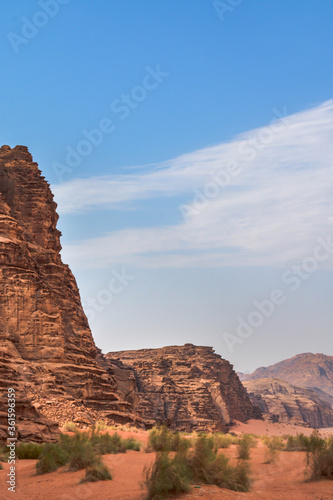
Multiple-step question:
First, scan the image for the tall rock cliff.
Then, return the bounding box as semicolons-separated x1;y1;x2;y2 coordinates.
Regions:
105;344;262;432
0;145;139;440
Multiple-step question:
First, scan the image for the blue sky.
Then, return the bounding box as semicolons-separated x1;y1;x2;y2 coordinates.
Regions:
1;1;333;372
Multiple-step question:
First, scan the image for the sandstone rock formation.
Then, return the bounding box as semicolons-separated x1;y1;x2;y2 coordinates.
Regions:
0;145;140;441
0;145;261;439
240;353;333;406
243;378;333;428
105;344;262;432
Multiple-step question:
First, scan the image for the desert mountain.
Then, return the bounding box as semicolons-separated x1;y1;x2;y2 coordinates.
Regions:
0;145;260;440
239;352;333;406
243;378;333;428
105;345;262;432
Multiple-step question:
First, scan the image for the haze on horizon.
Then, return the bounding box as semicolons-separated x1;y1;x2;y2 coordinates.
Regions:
1;1;333;373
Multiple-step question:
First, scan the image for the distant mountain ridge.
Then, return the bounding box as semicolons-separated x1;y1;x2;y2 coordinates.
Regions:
243;377;333;428
239;352;333;406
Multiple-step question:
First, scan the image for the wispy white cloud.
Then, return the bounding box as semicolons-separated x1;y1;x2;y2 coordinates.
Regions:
55;101;333;269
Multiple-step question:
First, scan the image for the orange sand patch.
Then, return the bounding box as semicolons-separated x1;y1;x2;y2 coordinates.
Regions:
233;419;333;438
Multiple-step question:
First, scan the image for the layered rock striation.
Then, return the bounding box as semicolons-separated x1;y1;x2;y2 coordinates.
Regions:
0;145;139;440
243;378;333;428
240;353;333;406
105;344;262;432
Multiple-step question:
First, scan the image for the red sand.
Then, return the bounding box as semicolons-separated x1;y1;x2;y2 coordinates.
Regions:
233;419;333;438
1;424;332;500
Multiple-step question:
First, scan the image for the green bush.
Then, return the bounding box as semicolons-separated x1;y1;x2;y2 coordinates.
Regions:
306;436;333;481
208;454;251;491
66;435;97;471
16;442;44;459
80;460;112;483
237;434;255;460
144;434;252;497
124;437;141;452
261;435;285;450
90;431;141;454
285;433;310;452
36;427;140;475
36;443;68;474
144;452;191;499
147;426;191;453
213;433;239;449
188;435;251;492
263;444;279;464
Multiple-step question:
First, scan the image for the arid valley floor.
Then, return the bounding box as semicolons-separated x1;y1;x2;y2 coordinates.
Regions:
1;421;333;500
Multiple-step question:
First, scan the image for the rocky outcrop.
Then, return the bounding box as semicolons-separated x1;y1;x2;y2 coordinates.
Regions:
105;344;262;432
243;378;333;428
0;145;141;441
239;353;333;406
0;395;58;443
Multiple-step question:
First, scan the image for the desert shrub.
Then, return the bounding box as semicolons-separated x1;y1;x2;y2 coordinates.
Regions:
143;433;252;497
306;436;333;480
90;431;141;454
63;421;78;432
237;434;255;460
147;426;191;453
284;432;324;453
124;437;141;451
36;443;68;474
213;433;239;449
64;433;98;471
144;452;191;499
187;434;251;492
16;442;44;459
208;454;251;491
261;435;285;450
80;460;112;483
263;444;279;464
36;426;141;476
36;433;96;474
285;433;309;452
187;434;216;481
307;431;326;453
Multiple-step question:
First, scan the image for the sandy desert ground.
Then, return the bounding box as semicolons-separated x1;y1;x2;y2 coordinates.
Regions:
1;422;332;500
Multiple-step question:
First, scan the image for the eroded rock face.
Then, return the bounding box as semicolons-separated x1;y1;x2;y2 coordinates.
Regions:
0;146;139;440
243;378;333;428
239;353;333;407
105;344;262;432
